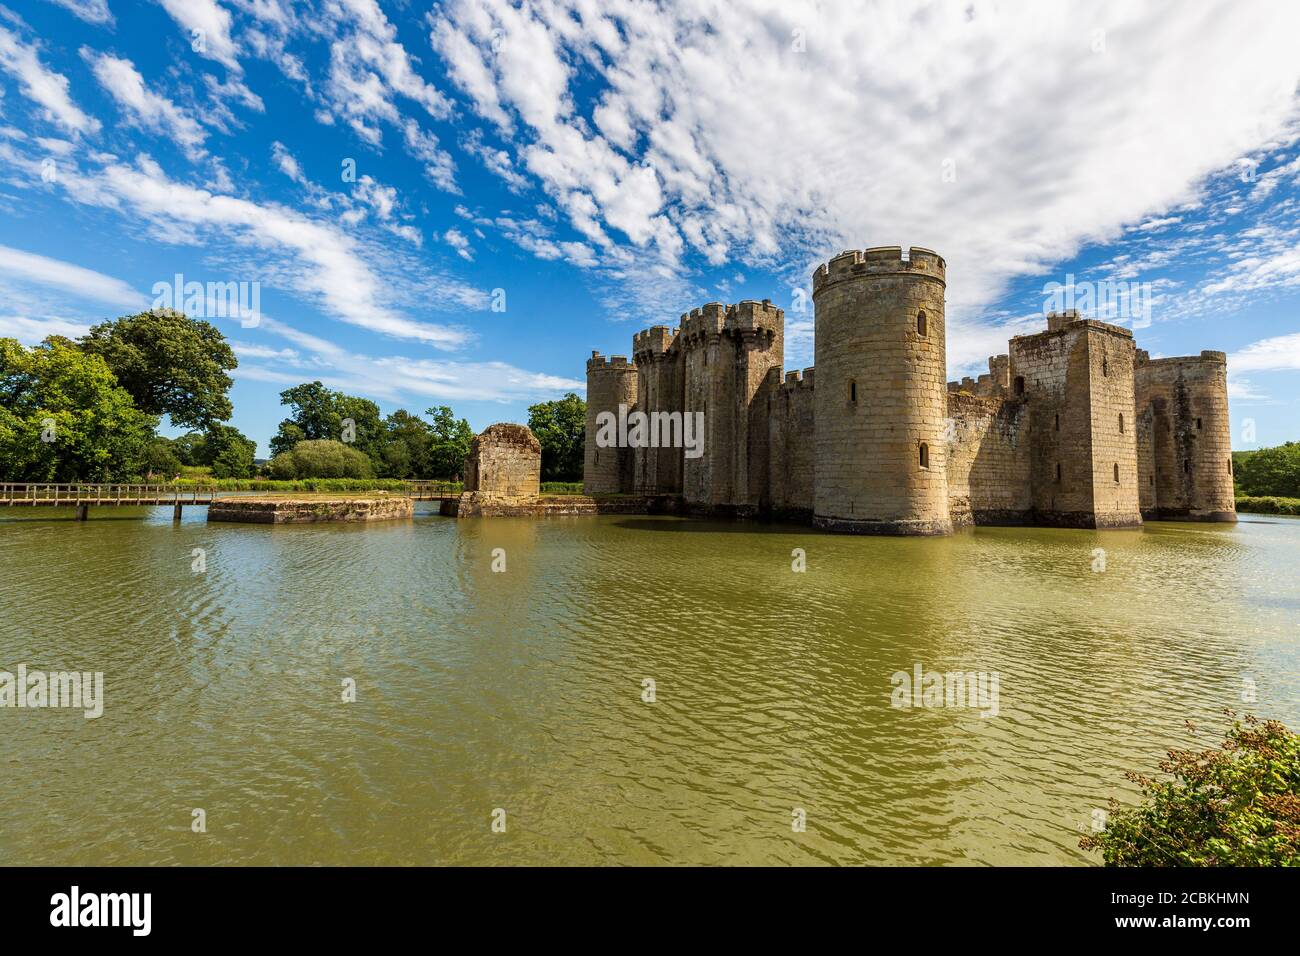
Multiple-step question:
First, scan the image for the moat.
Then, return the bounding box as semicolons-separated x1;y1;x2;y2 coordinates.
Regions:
3;506;1298;865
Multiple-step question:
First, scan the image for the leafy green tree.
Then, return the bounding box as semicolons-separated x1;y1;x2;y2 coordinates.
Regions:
202;424;257;479
1080;715;1300;866
380;409;432;478
0;336;157;481
267;439;373;479
79;310;237;429
1234;443;1300;498
528;393;586;482
144;437;183;477
171;430;207;467
425;405;474;479
269;382;383;470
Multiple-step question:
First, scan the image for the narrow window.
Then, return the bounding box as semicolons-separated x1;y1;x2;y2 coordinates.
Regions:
1196;418;1203;430
1054;413;1060;432
919;443;929;469
1118;413;1125;434
1102;356;1109;377
1014;376;1025;396
1114;463;1120;483
1184;459;1190;474
848;380;857;403
1055;462;1062;483
1149;475;1154;485
917;310;928;337
1227;458;1233;476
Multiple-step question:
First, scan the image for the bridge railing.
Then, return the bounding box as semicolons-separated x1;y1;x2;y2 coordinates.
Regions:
0;483;221;504
403;480;462;498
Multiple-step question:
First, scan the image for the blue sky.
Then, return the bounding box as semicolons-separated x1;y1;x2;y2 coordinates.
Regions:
1;0;1298;457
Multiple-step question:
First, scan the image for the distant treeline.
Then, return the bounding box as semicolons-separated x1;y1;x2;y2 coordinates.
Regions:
1;310;586;483
1233;442;1300;498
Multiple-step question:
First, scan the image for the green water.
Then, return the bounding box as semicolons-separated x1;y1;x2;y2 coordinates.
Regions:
2;506;1298;865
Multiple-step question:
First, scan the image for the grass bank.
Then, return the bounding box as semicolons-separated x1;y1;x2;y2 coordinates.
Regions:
1236;495;1300;516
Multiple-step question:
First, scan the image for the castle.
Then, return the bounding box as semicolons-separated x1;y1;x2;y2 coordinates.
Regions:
583;246;1236;534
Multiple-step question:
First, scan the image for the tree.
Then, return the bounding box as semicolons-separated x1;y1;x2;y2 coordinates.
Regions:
1080;715;1300;866
267;439;373;479
171;430;206;467
0;336;157;481
202;424;257;479
425;405;473;479
380;409;432;478
79;310;237;429
269;382;383;470
1234;442;1300;498
144;437;183;477
528;393;585;482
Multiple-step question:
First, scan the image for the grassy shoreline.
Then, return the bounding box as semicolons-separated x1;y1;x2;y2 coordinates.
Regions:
1236;495;1300;516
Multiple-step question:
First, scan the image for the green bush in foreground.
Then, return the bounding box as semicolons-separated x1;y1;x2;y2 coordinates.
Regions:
1080;714;1300;866
1236;495;1300;516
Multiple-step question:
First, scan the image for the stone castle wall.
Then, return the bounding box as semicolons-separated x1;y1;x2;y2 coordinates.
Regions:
584;251;1234;534
465;423;541;498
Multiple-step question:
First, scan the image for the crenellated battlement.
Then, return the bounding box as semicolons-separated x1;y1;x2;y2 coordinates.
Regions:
587;350;635;372
632;325;677;358
778;366;815;392
812;245;946;296
726;298;783;334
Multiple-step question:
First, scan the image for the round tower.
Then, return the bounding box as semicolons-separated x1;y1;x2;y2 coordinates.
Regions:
1134;350;1236;522
583;351;638;495
812;246;951;535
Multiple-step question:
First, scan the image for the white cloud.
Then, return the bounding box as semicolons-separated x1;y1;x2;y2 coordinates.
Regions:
320;0;451;145
157;0;243;74
1230;332;1300;372
402;119;458;193
428;0;1300;346
83;51;208;155
0;243;146;307
0;23;100;134
24;151;484;346
44;0;113;25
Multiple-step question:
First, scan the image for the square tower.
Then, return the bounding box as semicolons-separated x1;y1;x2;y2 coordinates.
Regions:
1009;312;1142;528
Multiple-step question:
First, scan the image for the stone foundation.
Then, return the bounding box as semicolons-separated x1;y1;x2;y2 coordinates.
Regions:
208;496;414;524
442;494;676;517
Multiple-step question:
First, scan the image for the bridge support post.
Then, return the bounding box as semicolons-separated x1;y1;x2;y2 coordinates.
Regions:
173;501;183;521
75;504;88;521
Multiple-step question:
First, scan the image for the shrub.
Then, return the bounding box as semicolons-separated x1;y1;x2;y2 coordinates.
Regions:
265;439;373;480
1235;495;1300;516
1080;714;1300;866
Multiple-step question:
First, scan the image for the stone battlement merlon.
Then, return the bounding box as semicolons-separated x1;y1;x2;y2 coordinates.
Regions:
812;246;946;297
779;366;815;390
1013;316;1134;343
1136;350;1227;370
726;298;783;334
587;351;635;371
632;325;677;358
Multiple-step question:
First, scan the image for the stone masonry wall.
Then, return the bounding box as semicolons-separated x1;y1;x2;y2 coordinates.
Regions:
465;423;541;498
812;247;951;534
584;352;638;495
1135;351;1236;521
767;368;816;516
945;392;1032;525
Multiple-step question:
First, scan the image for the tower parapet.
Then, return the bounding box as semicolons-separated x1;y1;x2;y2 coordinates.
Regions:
811;244;951;534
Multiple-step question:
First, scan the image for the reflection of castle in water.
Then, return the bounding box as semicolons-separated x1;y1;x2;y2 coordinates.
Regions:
584;246;1237;535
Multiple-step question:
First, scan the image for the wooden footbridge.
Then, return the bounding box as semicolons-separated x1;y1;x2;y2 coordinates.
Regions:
0;481;460;519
